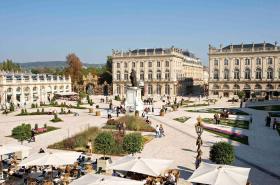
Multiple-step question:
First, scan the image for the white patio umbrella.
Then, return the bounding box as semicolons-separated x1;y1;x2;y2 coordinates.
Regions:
109;156;173;177
18;151;81;167
70;173;145;185
0;144;31;155
188;162;251;185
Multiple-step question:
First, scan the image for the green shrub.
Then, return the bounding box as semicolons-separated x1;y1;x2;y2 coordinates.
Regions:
41;108;44;113
10;103;15;112
31;103;35;108
115;95;121;101
11;123;31;143
123;133;144;155
34;123;38;130
94;131;115;157
21;109;25;115
50;114;63;122
44;123;47;128
37;109;40;113
210;142;235;165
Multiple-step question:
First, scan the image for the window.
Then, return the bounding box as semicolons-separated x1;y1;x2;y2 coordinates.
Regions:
234;69;240;79
140;71;144;81
132;62;136;68
256;68;262;79
245;68;251;79
117;63;120;68
224;59;228;65
214;59;218;66
117;71;121;80
148;84;153;95
213;69;219;79
235;59;239;65
165;70;170;80
124;71;128;80
165;84;170;95
157;61;161;67
267;68;273;79
148;62;152;67
224;69;229;79
116;85;120;94
156;70;161;80
156;84;161;95
140;62;144;67
278;69;280;79
268;58;273;65
256;58;261;65
245;58;250;65
165;61;169;67
148;70;153;80
124;62;128;68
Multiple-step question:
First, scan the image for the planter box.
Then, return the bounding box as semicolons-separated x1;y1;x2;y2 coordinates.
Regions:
160;111;165;116
96;111;101;116
97;157;112;172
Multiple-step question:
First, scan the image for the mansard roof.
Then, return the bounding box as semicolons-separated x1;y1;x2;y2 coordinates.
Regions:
223;43;275;49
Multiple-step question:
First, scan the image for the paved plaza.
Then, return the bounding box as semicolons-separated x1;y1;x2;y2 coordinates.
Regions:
0;96;280;185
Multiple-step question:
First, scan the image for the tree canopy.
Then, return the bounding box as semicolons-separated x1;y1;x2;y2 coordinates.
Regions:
0;59;21;72
65;53;83;88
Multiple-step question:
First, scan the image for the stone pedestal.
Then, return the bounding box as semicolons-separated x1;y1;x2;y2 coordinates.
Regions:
125;86;144;112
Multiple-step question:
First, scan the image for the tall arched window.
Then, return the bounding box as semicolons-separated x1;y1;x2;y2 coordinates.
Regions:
165;70;170;80
116;85;120;94
165;84;170;95
148;84;153;95
268;58;273;65
156;84;161;95
213;69;219;79
156;70;161;80
148;70;153;80
140;71;144;81
224;69;229;79
256;68;262;79
124;62;128;68
235;59;239;65
224;59;228;65
234;69;240;79
124;71;128;80
245;58;250;65
117;71;121;80
267;68;273;79
256;58;261;65
245;68;251;79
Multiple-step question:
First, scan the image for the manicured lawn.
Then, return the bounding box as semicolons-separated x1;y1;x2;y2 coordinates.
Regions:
173;116;190;123
202;118;249;129
187;108;249;115
249;105;280;111
103;115;155;132
204;128;249;145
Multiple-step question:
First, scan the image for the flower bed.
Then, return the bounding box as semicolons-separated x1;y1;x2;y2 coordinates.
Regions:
203;125;249;145
187;108;249;115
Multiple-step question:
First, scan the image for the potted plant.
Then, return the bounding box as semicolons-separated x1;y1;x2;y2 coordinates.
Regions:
94;132;114;171
135;110;139;117
160;109;165;116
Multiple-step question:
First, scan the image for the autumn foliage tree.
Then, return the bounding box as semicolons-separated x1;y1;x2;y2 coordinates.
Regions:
65;53;83;91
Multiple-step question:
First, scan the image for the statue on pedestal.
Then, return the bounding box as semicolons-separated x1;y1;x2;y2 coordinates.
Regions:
130;69;137;87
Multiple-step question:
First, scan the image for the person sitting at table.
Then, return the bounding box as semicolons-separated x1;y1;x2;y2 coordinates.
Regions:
165;172;176;185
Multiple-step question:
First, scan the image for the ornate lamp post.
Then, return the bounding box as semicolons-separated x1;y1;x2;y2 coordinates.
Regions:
195;116;203;169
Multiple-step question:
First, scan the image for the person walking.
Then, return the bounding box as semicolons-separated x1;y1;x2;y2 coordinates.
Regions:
273;118;277;130
159;124;165;137
155;125;160;138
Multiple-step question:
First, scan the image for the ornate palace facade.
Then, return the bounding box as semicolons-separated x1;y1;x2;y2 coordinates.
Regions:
208;42;280;98
0;72;72;106
112;47;203;98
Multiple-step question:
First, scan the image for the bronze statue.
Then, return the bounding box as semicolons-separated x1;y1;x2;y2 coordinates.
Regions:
130;69;137;87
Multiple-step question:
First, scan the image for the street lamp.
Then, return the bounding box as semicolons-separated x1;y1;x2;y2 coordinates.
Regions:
195;116;203;169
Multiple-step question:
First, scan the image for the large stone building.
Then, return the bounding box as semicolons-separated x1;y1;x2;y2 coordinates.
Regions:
208;42;280;98
0;72;71;106
112;46;203;98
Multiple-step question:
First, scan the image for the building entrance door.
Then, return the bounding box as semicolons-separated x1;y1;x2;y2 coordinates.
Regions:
244;90;251;99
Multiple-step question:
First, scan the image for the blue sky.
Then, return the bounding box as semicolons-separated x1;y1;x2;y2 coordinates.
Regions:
0;0;279;65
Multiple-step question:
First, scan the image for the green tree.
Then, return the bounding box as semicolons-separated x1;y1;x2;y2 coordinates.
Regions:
0;59;21;72
123;133;144;155
12;124;32;144
65;53;83;90
210;142;235;165
237;91;245;99
94;131;115;157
